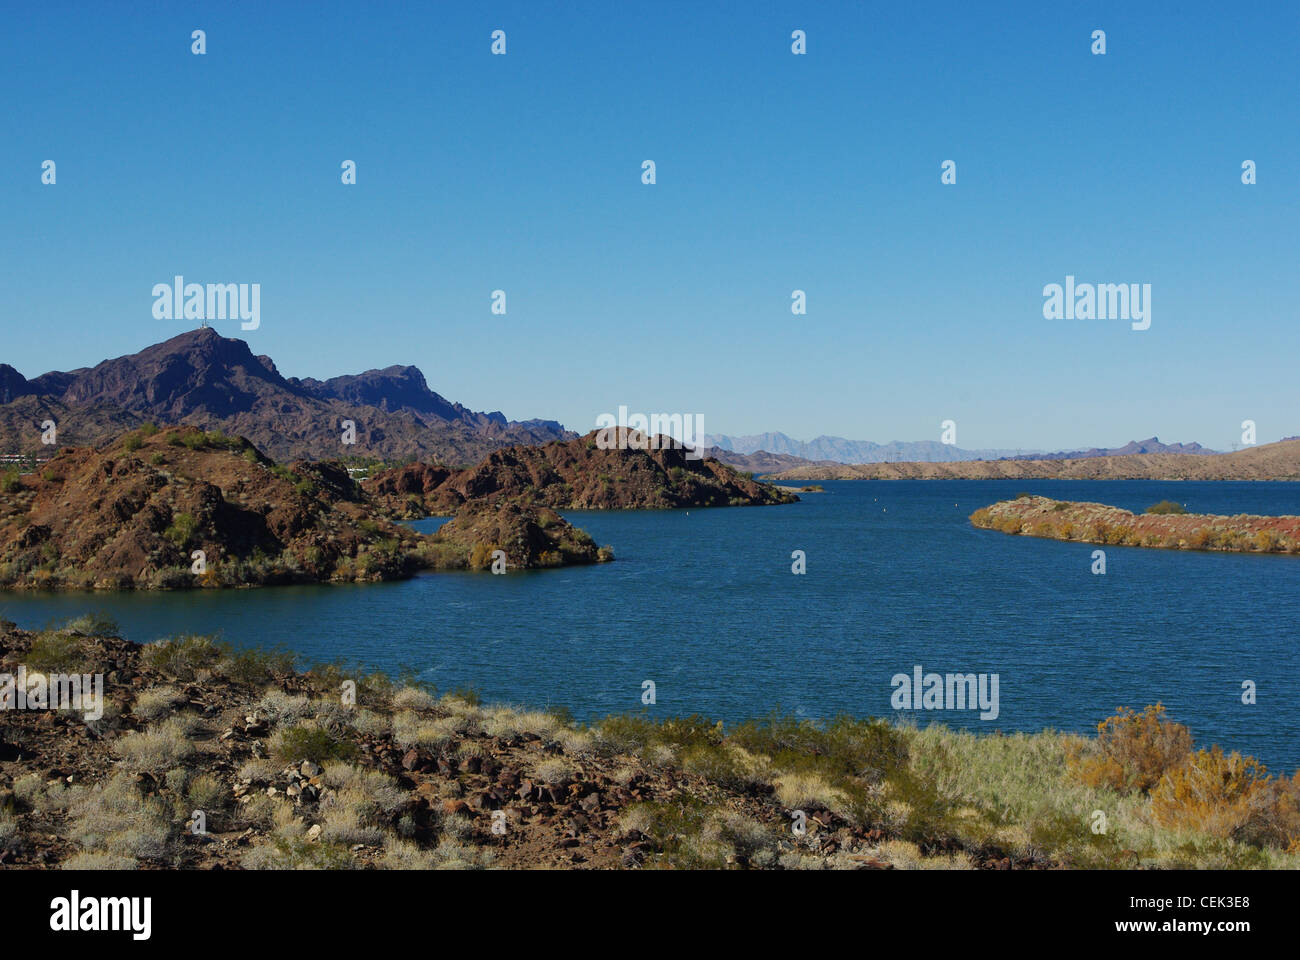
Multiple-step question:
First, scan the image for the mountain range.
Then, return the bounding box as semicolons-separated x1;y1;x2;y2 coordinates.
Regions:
704;432;1214;466
704;432;1042;464
768;438;1300;483
0;327;570;464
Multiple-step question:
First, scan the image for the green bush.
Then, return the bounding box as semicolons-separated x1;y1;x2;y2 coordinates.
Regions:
26;632;89;672
1146;500;1188;515
164;512;199;548
270;723;356;765
141;634;221;680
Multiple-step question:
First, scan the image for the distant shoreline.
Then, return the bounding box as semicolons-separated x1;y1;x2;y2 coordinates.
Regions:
768;439;1300;484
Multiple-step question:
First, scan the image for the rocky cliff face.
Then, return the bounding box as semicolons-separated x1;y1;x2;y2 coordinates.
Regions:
365;427;799;517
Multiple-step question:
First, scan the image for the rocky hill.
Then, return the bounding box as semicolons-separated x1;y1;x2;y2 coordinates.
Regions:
0;328;571;464
770;438;1300;483
365;428;799;517
0;426;606;590
971;496;1300;553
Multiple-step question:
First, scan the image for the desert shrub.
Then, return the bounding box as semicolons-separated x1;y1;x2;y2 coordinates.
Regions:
141;634;220;679
186;773;227;811
270;721;355;765
1104;525;1131;545
0;469;22;493
60;613;117;636
1255;530;1278;552
772;771;847;810
317;763;407;846
1150;746;1272;841
467;542;499;571
67;771;176;865
253;690;313;726
164;512;199;548
25;631;88;672
114;716;197;770
1069;704;1192;794
997;517;1023;535
381;838;441;870
133;685;185;721
392;687;438;712
123;434;144;451
1052;501;1070;512
61;852;138;870
243;836;357;870
532;757;576;785
1146;500;1188;515
213;645;295;683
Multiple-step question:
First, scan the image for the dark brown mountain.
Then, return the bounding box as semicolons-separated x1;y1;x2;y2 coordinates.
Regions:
0;327;571;463
0;425;605;590
365;427;800;517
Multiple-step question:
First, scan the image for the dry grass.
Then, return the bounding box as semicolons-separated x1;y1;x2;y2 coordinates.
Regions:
133;685;185;721
114;716;198;770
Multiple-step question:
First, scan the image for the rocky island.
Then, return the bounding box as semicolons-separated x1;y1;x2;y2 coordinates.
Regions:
0;425;609;590
971;495;1300;553
365;427;799;518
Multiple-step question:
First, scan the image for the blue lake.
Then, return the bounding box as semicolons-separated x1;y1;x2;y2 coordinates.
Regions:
3;480;1298;770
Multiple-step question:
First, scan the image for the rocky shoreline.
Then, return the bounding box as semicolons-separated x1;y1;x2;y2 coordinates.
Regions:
2;619;1297;870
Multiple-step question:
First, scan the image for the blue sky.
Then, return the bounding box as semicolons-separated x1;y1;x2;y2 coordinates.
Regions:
2;1;1297;451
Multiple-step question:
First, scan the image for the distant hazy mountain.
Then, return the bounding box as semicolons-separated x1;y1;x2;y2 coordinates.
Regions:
999;437;1215;460
704;432;1036;464
706;431;1216;465
699;446;831;474
768;437;1300;483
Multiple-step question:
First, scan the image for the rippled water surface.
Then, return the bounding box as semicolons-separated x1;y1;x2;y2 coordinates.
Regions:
4;480;1297;768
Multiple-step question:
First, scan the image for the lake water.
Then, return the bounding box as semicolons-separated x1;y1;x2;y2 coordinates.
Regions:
3;480;1298;770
